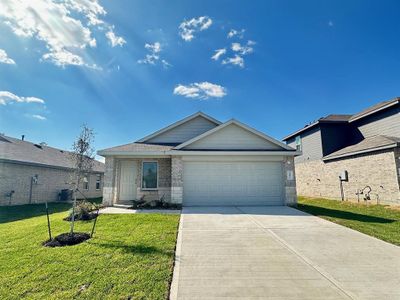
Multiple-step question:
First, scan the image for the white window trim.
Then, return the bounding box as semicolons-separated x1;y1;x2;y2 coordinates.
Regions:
141;161;159;190
95;174;101;190
295;136;302;152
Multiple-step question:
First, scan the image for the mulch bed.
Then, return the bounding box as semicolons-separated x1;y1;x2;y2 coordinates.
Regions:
43;232;91;247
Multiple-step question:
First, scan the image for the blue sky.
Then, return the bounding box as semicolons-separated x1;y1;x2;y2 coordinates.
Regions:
1;0;400;160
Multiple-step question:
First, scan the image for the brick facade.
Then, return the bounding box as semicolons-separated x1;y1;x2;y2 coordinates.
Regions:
295;149;400;205
171;156;183;204
0;161;103;206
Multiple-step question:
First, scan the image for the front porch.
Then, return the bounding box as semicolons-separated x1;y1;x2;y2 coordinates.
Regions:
102;156;183;206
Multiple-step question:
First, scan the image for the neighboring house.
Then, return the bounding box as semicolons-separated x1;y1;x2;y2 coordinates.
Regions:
98;112;299;207
0;135;105;206
283;98;400;205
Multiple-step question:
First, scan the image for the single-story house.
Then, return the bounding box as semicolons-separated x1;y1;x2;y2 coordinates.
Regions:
98;112;299;207
0;134;105;206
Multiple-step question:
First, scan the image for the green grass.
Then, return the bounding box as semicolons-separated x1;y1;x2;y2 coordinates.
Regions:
297;196;400;246
0;202;180;299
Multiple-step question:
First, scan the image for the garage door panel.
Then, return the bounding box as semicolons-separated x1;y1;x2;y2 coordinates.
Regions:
183;161;284;206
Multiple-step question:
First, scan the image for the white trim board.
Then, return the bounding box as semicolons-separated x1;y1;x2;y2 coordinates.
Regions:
174;119;295;151
136;112;221;143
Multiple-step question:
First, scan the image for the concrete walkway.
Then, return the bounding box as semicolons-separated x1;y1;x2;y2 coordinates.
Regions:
99;206;180;214
170;206;400;300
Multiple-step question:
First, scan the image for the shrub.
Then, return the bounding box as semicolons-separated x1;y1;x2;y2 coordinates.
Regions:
65;200;97;221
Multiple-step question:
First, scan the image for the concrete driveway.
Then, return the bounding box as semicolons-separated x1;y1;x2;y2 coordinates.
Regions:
170;206;400;300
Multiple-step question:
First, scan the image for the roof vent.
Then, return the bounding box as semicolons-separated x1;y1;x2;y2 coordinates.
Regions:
22;135;25;141
40;142;47;147
34;144;43;149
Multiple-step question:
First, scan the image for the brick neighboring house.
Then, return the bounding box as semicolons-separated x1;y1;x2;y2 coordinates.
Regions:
0;135;105;206
283;98;400;205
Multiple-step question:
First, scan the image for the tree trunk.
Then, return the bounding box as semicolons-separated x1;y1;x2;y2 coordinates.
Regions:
70;185;77;234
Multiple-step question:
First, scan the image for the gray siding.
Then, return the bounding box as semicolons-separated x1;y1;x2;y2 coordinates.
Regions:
287;126;323;163
320;123;353;156
353;106;400;138
184;124;283;150
146;116;217;144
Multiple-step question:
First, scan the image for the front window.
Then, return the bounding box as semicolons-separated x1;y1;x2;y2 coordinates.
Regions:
83;176;89;190
142;162;158;189
295;136;302;151
95;174;101;190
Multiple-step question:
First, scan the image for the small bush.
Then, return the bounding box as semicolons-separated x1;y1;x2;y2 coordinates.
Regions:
65;200;98;221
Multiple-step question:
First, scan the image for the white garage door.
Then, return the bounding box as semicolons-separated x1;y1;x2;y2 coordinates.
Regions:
183;160;284;206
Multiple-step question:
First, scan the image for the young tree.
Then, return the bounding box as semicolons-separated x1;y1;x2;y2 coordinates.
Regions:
69;125;95;234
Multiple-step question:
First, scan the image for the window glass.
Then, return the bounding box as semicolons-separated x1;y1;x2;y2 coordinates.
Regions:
83;176;89;190
96;174;101;190
295;136;302;151
142;162;158;189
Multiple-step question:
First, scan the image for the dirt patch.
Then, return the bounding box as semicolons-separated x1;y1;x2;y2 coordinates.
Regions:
43;232;90;247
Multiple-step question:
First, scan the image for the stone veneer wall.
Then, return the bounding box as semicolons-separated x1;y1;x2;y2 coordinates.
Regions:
171;156;183;204
283;156;297;206
0;161;103;206
295;149;400;205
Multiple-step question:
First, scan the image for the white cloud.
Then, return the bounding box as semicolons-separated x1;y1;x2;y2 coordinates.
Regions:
0;0;125;68
218;40;255;68
222;55;244;68
227;29;245;39
106;29;126;47
138;42;171;68
179;16;212;41
0;49;15;64
231;41;254;55
173;82;226;99
211;48;226;61
32;114;46;120
0;91;45;105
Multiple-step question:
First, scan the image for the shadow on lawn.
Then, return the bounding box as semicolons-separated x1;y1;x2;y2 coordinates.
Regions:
0;198;103;224
297;204;395;224
95;241;171;256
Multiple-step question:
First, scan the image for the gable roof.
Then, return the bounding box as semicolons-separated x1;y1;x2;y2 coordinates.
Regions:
0;135;105;172
349;97;400;122
283;97;400;141
175;119;295;151
323;135;400;161
283;114;352;141
136;112;221;143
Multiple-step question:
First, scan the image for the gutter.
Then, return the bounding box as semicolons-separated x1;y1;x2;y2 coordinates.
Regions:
97;150;301;157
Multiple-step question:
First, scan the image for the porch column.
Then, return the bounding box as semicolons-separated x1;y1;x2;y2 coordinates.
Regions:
103;156;117;206
283;156;297;206
171;156;183;204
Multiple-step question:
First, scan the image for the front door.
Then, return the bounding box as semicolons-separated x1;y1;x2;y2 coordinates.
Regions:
119;161;137;201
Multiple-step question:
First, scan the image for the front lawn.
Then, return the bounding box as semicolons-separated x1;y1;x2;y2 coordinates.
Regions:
0;202;180;299
297;196;400;246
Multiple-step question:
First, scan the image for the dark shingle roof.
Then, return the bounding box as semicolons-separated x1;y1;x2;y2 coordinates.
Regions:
323;135;400;161
321;114;352;122
349;98;400;122
98;142;174;154
0;135;105;172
